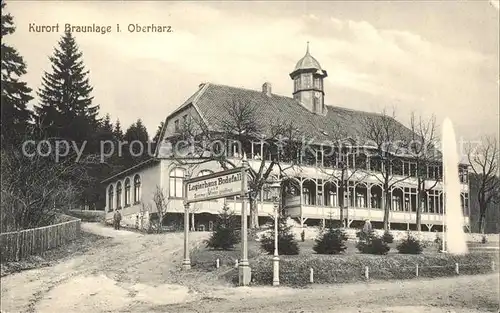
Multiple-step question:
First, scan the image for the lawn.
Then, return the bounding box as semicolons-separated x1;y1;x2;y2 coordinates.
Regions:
189;235;498;286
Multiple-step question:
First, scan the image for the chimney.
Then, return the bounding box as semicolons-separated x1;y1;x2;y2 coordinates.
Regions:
262;82;272;97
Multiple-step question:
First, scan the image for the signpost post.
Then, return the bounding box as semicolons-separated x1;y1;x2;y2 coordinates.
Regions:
183;165;251;285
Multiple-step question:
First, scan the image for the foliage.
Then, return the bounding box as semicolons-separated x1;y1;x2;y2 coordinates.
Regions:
356;229;390;255
35;31;99;144
32;30;104;208
434;232;443;251
248;252;496;286
0;129;91;231
313;221;348;254
206;204;240;250
396;233;424;254
382;230;394;244
260;215;299;255
1;0;33;147
122;119;150;168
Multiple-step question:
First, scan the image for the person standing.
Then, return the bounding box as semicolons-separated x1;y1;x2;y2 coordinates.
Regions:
113;210;122;230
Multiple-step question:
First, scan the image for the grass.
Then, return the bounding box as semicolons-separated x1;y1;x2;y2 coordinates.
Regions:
188;235;499;287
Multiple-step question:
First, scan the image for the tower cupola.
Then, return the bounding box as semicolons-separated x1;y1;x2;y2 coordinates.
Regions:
289;42;328;115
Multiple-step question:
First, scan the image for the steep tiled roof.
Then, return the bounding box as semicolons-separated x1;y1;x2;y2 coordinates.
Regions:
185;83;413;146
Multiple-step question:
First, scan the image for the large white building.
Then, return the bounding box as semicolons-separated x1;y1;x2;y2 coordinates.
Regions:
102;46;470;232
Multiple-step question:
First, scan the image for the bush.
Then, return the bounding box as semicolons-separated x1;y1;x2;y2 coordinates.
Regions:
356;230;390;255
434;232;443;251
397;233;424;254
382;230;394;244
260;215;299;255
206;205;240;250
313;220;348;254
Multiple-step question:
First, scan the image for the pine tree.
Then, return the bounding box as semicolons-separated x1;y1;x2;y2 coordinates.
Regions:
260;214;299;255
153;121;164;143
113;119;124;141
206;204;240;250
123;119;150;167
1;0;33;147
313;218;348;254
35;31;99;147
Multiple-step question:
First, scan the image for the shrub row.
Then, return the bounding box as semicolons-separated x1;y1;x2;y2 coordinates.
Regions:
248;252;496;286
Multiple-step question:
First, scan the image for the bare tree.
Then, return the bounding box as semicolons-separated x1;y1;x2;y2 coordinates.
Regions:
358;109;412;231
0;126;91;231
150;186;170;233
466;136;499;234
167;100;303;230
318;122;369;227
408;113;440;231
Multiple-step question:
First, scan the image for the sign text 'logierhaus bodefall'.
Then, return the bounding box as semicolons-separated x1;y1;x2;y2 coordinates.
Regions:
185;168;247;203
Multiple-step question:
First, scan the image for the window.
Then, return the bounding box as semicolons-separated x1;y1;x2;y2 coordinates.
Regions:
182;114;188;125
302;73;312;88
459;166;469;184
198;170;213;177
108;185;114;212
403;161;417;177
133;174;141;203
461;192;469;214
116;181;122;209
427;165;442;180
174;119;180;132
294;77;300;91
169;167;185;198
124;178;131;206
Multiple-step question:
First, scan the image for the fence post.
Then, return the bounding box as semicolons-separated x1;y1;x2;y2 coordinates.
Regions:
216;258;220;269
31;229;35;254
309;268;314;284
491;260;495;272
364;266;369;280
235;259;239;268
455;263;459;275
415;264;419;277
15;231;21;261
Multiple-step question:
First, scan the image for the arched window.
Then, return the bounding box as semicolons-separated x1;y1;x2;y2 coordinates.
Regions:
133;174;141;203
198;170;213;177
124;178;131;206
169;167;185;198
108;185;114;212
116;181;122;209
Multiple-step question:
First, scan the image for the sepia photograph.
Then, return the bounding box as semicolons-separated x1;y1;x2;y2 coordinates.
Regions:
1;1;499;312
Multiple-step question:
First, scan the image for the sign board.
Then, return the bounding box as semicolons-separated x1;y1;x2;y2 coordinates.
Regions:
185;167;248;203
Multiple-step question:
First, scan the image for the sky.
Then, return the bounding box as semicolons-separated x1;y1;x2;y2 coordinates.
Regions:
4;0;499;142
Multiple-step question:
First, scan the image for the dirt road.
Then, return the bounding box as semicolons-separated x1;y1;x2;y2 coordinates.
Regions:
1;223;498;313
157;274;499;313
1;223;210;313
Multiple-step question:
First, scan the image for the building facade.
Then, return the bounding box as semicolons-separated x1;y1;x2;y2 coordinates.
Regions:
102;46;470;232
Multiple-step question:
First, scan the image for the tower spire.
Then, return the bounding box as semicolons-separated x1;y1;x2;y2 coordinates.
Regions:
306;41;310;54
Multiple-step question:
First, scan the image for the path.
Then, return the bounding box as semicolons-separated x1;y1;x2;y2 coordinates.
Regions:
1;223;209;313
1;223;498;313
153;274;500;313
